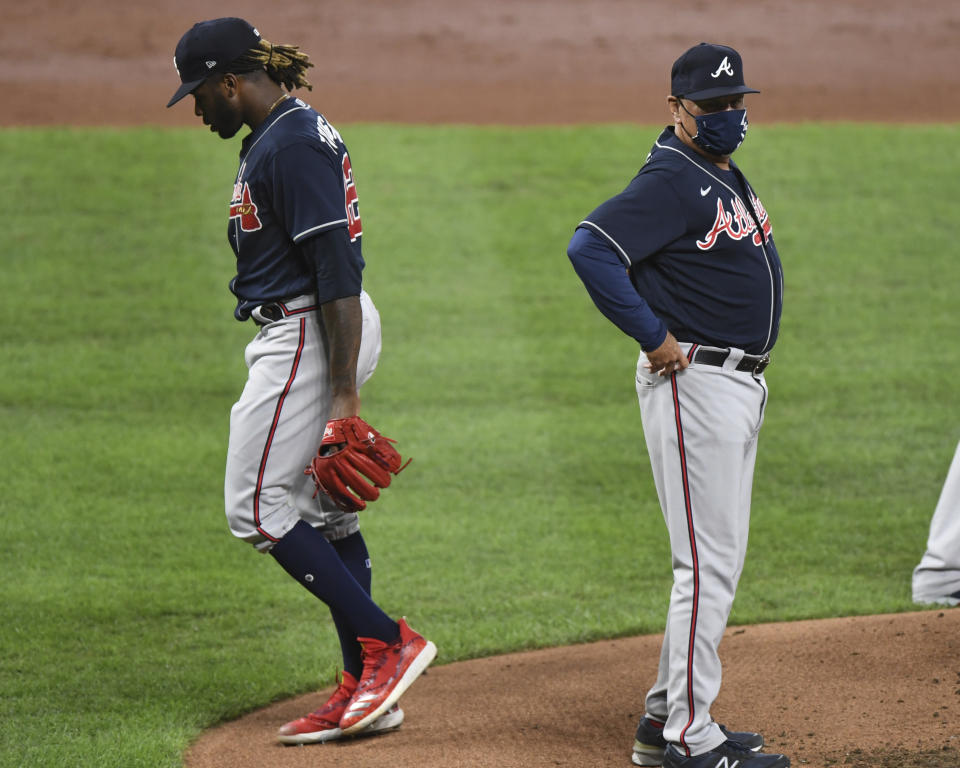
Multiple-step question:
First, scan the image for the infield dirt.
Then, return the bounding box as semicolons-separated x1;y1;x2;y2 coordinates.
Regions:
5;2;958;767
4;0;960;126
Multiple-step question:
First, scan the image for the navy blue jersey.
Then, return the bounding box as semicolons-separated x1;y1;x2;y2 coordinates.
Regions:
227;98;364;320
575;127;783;354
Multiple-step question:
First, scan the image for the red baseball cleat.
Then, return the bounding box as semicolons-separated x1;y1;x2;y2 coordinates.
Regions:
339;617;437;735
277;670;404;744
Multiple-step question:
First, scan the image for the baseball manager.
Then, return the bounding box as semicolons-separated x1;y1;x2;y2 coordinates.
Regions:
568;43;789;768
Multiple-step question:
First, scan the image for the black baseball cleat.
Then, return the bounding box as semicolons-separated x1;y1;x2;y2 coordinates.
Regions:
632;718;764;766
663;740;789;768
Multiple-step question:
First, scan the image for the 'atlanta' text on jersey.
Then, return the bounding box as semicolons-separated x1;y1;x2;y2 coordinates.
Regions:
697;193;772;251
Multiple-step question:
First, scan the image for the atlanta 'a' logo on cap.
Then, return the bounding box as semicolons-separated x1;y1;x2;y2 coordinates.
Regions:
711;56;735;78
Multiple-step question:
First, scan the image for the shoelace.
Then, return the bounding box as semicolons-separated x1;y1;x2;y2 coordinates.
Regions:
717;739;755;757
309;679;354;720
356;637;393;687
717;724;760;748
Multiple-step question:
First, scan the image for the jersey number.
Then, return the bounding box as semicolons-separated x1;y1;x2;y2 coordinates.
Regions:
342;154;362;242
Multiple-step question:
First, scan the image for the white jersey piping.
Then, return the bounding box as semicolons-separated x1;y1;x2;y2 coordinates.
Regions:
577;221;633;267
293;219;349;242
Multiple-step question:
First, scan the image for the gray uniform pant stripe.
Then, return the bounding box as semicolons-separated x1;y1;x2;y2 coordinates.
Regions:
636;353;767;756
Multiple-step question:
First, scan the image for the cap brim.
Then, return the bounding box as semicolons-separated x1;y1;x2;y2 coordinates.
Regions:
166;77;206;108
680;84;760;101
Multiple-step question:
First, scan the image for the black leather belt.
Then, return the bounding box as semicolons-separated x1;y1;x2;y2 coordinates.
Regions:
692;347;770;374
251;295;319;326
253;303;284;325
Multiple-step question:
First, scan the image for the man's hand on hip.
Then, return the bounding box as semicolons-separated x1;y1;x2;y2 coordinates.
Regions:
643;332;690;376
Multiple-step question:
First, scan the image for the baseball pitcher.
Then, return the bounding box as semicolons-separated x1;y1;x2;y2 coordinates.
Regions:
167;17;436;745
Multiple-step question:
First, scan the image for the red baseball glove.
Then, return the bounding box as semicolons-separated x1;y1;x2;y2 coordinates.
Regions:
305;416;410;512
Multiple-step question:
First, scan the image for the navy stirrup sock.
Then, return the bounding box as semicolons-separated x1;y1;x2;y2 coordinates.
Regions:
270;521;398;645
331;530;373;595
330;531;374;678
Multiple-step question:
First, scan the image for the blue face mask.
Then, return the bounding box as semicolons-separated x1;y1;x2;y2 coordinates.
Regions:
681;101;748;156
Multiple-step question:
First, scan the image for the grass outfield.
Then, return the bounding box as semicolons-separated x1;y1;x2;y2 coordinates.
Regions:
1;123;957;767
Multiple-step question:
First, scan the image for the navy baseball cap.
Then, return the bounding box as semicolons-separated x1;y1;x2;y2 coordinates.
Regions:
167;18;261;107
670;42;760;101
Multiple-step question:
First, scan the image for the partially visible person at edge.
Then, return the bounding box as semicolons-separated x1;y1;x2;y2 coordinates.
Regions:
166;17;435;745
568;43;790;768
913;439;960;606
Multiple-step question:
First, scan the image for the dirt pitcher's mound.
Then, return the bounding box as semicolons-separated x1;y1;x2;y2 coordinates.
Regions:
185;610;959;768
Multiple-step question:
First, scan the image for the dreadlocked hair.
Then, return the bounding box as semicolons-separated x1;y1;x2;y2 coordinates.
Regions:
228;38;313;92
